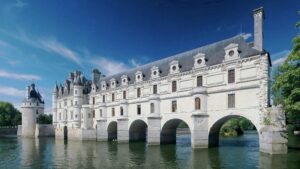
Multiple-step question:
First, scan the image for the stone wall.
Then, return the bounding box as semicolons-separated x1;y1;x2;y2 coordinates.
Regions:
35;124;55;137
0;127;18;135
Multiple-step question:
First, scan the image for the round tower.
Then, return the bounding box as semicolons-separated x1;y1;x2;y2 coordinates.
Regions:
52;84;58;127
21;83;44;137
73;75;83;128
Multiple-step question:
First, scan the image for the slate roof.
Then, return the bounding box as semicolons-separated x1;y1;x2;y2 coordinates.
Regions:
98;35;262;87
23;83;44;104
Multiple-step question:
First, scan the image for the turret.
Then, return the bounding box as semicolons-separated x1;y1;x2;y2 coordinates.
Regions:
253;7;264;51
21;83;44;138
73;72;84;128
52;84;58;127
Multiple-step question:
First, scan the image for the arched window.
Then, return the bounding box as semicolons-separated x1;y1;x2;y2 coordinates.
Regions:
120;107;124;116
150;103;155;113
195;97;201;110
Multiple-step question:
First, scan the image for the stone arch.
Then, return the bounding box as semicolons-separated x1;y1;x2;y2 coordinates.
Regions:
208;115;259;147
129;119;148;142
161;118;191;144
107;121;117;141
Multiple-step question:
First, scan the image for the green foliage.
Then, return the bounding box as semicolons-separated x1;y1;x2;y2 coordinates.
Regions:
220;117;255;137
177;121;189;128
37;114;52;124
0;102;22;127
272;11;300;127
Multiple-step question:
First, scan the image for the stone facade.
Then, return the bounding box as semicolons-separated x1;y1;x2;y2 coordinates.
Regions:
52;7;287;154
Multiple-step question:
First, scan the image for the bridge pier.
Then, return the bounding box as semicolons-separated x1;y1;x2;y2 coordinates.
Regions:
191;114;209;148
96;119;108;141
147;116;161;145
117;118;129;143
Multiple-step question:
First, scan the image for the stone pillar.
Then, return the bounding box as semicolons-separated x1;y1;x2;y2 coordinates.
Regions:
96;119;108;141
190;114;209;148
147;116;161;145
117;118;129;143
81;105;92;129
259;105;288;154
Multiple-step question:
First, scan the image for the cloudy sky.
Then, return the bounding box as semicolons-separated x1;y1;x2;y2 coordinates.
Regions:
0;0;299;113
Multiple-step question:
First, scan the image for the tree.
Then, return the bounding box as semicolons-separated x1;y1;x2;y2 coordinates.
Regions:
37;114;52;124
272;11;300;128
0;102;22;127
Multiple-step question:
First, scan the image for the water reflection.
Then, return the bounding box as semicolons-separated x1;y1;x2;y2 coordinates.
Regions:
0;133;298;169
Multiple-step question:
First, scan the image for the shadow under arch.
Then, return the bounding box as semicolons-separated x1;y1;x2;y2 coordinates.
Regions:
107;121;117;141
160;118;191;145
208;115;258;147
129;119;148;142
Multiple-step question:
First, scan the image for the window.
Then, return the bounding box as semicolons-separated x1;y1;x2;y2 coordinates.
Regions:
71;111;73;119
102;95;105;103
112;93;115;102
36;110;38;115
195;97;201;110
137;88;141;98
150;103;155;113
100;109;102;117
59;113;61;120
197;76;203;87
93;97;95;104
137;105;141;115
93;110;95;118
123;91;126;99
228;94;235;108
120;107;124;116
75;114;77;118
172;81;177;92
153;85;157;94
112;108;115;117
75;90;77;94
75;101;77;105
172;101;177;112
228;69;235;83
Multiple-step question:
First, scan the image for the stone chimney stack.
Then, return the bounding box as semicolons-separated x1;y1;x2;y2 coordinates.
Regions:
253;7;264;51
92;69;101;84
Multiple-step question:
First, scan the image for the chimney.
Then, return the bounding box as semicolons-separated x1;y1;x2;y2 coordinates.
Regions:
253;7;265;51
92;69;101;84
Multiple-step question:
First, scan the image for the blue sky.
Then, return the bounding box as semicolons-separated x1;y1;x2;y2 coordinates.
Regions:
0;0;299;112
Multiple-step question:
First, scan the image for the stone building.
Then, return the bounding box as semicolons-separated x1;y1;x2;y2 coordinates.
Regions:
52;7;287;154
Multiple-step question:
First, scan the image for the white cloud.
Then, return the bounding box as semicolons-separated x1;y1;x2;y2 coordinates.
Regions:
0;69;41;81
130;58;140;67
14;0;27;8
0;29;82;65
0;86;24;98
40;38;81;65
89;58;129;76
242;33;252;40
272;50;290;66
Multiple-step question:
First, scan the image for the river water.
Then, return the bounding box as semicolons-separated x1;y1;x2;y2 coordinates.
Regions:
0;132;299;169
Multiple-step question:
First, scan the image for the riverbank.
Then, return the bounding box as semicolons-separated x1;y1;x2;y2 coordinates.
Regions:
0;127;17;135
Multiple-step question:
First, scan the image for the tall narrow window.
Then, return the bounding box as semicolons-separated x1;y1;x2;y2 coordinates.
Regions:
59;113;61;120
112;93;115;102
112;108;115;117
100;109;102;117
120;107;124;116
172;81;177;92
137;105;141;115
93;110;95;118
123;91;126;99
150;103;155;113
102;95;105;103
153;85;157;94
228;69;235;83
71;111;73;119
93;97;95;104
228;94;235;108
137;88;141;98
195;97;201;110
197;76;203;87
172;101;177;112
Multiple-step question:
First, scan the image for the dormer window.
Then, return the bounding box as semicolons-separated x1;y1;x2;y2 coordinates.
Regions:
193;53;206;69
224;43;239;61
101;81;107;91
110;78;116;88
91;84;97;93
135;71;143;82
151;66;160;78
169;60;180;74
121;75;128;86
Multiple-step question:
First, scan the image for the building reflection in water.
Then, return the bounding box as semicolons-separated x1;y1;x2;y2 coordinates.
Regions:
17;135;296;169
